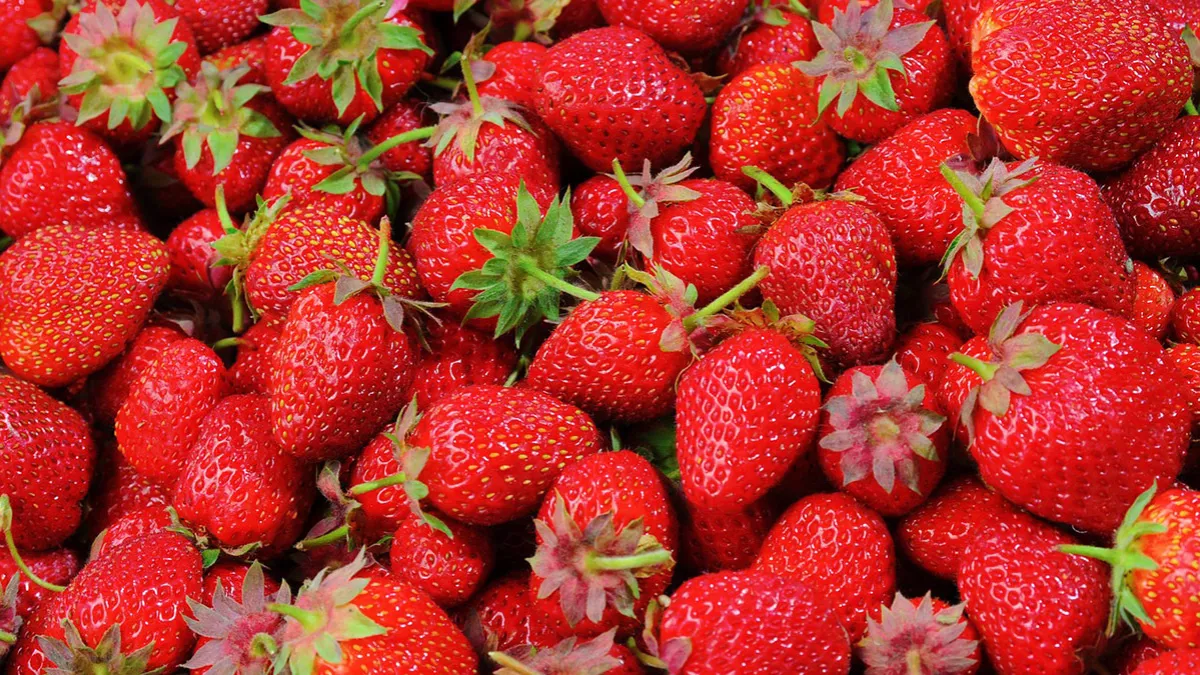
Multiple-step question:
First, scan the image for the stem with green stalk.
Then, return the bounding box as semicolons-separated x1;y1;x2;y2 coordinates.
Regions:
0;495;65;593
906;650;923;675
372;217;392;287
212;337;243;350
488;652;539;675
939;164;986;222
0;629;15;644
585;548;672;572
515;257;601;302
357;126;436;168
294;525;350;551
1187;99;1198;116
611;159;646;209
682;265;770;331
268;603;325;633
948;352;998;381
741;166;794;206
460;45;485;118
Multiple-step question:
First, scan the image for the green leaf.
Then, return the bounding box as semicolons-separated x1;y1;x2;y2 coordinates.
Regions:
107;96;129;129
145;88;172;123
450;270;494;292
357;58;384;112
75;90;110;127
299;0;324;20
377;24;433;55
331;67;357;117
360;172;387;197
182;128;204;168
242;110;281;138
314;167;358;195
154;41;188;69
835;79;859;117
208;129;239;175
284;48;324;85
859;66;898;112
452;0;479;22
291;24;323;46
289;269;338;291
555;236;599;267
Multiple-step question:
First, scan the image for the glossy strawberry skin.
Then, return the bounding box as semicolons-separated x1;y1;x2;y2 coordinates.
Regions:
570;176;630;261
174;0;267;54
173;394;314;555
404;319;516;410
0;47;59;119
596;0;749;55
349;431;421;539
166;210;233;302
227;316;284;395
1113;637;1170;675
88;324;187;424
710;63;845;192
201;561;283;605
680;499;776;574
1126;488;1200;648
1174;289;1200;345
269;284;416;461
958;522;1109;675
718;8;819;77
754;200;898;368
261;138;385;223
1131;262;1176;341
1104;117;1200;259
457;572;570;652
946;162;1136;335
937;303;1190;534
0;0;46;71
526;291;692;424
389;514;494;609
0;547;81;615
365;99;433;178
677;329;822;510
1131;649;1200;675
532;26;707;172
970;0;1192;172
0;225;169;388
432;116;561;200
1167;343;1200;434
411;385;604;526
892;322;964;386
475;41;547;109
835;108;977;267
943;0;991;67
753;492;895;642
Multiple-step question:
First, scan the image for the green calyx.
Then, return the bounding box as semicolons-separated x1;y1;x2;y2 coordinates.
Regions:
260;0;433;117
1060;482;1168;636
938;157;1038;279
451;183;600;342
58;0;190;131
490;629;623;675
300;118;430;199
38;621;157;675
25;0;70;45
610;154;702;259
211;190;293;332
794;0;933;116
160;62;281;175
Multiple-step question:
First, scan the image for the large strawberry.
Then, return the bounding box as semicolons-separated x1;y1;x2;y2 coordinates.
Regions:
532;26;707;172
262;0;432;124
937;302;1190;534
709;63;845;192
596;0;750;55
939;158;1136;335
58;0;201;147
718;0;819;77
0;224;169;387
644;570;851;674
795;0;954;143
970;0;1192;172
0;376;93;551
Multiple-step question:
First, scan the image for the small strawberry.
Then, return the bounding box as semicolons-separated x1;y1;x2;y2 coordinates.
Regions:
0;48;60;120
389;513;495;609
404;318;517;409
87;323;186;424
489;629;642;675
457;572;569;654
224;315;284;395
0;546;80;617
173;0;268;54
795;0;954;143
970;0;1192;172
1174;288;1200;344
596;0;750;55
532;26;707;172
570;174;633;261
718;0;819;77
1131;262;1177;341
860;593;981;675
1131;649;1200;675
709;63;845;192
475;41;547;110
364;98;433;179
679;498;776;574
205;33;269;84
942;0;990;68
166;207;233;302
892;322;964;386
347;405;445;539
183;562;290;675
753;492;896;642
0;224;169;387
262;0;432;124
0;0;59;72
1113;637;1170;675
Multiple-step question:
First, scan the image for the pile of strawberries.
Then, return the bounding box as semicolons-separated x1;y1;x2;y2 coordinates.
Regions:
2;0;1200;671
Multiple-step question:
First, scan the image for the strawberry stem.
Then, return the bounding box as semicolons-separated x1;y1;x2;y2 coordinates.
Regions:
586;548;672;572
268;603;325;633
295;525;349;550
349;472;407;495
211;337;243;350
460;48;485;119
611;159;646;209
741;166;793;206
214;186;236;234
371;217;392;287
906;650;923;675
683;265;770;330
0;629;15;644
339;0;386;41
356;126;436;168
949;352;997;381
939;164;986;222
515;257;601;302
231;290;247;335
0;495;65;593
1187;99;1198;117
488;652;539;675
249;632;278;658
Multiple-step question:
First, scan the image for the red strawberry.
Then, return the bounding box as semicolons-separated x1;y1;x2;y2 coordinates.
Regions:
1167;343;1200;434
709;63;845;192
457;572;569;654
364;98;433;179
892;322;964;386
183;562;290;675
645;570;851;674
0;47;59;120
529;450;677;637
1147;0;1200;34
596;0;750;55
267;224;418;461
0;547;81;615
860;593;981;675
115;337;229;488
173;394;315;555
0;120;142;240
201;560;283;605
896;474;1032;581
796;0;954;143
173;0;267;54
1131;261;1177;340
81;441;171;542
408;384;604;525
0;224;169;387
1113;637;1170;675
680;498;776;574
348;407;440;539
389;513;494;609
1105;116;1200;259
532;26;707;172
163;63;295;214
1131;649;1200;675
0;0;56;72
940;158;1136;335
970;0;1192;172
753;492;895;642
835;108;977;266
817;360;948;516
718;1;819;77
91;502;173;556
166;208;233;302
475;41;547;110
958;522;1108;675
404;318;516;409
490;630;643;675
262;0;432;124
270;554;478;674
1174;288;1200;344
87;323;187;424
942;0;991;67
937;302;1190;534
752;186;898;368
204;33;269;85
225;316;284;395
59;0;201;147
570;174;632;261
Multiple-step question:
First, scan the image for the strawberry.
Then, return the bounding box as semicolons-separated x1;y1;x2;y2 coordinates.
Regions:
1147;0;1200;35
1131;262;1176;341
269;553;478;674
0;120;143;240
205;34;269;85
835;108;978;266
709;63;845;192
87;323;186;424
115;337;229;488
860;593;981;675
225;316;284;394
969;0;1192;172
892;322;964;386
532;26;707;172
753;492;896;642
718;0;819;77
457;572;569;654
389;513;495;608
267;221;419;461
0;0;57;72
407;384;604;525
5;530;203;674
173;0;268;54
942;0;990;68
816;360;948;516
1113;637;1170;675
570;174;633;261
489;630;643;675
81;441;171;542
92;502;175;555
0;224;169;387
475;41;547;110
1130;650;1200;675
0;547;80;615
958;521;1109;675
262;0;432;124
162;63;295;214
939;158;1136;335
58;0;202;147
166;208;233;302
796;0;954;143
364;98;433;179
173;393;315;556
1104;116;1200;259
183;562;290;675
937;302;1190;534
529;450;677;637
645;570;851;674
896;474;1032;581
0;48;60;120
816;0;937;24
201;560;283;605
1174;288;1200;344
595;0;750;55
679;498;776;574
347;406;442;539
1167;343;1200;440
405;318;517;409
752;183;898;368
